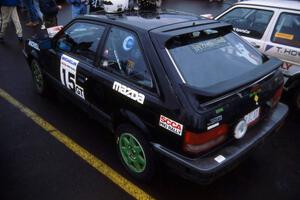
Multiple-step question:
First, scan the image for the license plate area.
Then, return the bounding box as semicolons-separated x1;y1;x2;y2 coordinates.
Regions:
244;107;260;126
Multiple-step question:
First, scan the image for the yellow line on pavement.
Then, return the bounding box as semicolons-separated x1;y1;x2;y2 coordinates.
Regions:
0;88;154;200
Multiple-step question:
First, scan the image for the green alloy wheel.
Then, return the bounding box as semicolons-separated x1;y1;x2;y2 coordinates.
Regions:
119;133;146;173
116;124;156;182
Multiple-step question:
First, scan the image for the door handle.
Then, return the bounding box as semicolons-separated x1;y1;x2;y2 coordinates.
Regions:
77;74;88;84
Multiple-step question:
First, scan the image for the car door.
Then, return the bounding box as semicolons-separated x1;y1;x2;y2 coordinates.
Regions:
262;9;300;74
87;26;160;125
216;5;277;52
46;21;107;106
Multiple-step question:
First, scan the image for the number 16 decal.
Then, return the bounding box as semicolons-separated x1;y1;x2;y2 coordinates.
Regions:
60;54;85;99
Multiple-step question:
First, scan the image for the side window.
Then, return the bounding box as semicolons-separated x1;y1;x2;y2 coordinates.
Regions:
271;12;300;48
100;27;153;88
56;22;105;62
219;8;273;39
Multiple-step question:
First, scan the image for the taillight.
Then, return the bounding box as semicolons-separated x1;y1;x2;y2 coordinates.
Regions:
183;124;229;154
270;85;283;107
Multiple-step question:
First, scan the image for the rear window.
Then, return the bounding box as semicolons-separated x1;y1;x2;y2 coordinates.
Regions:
167;30;265;88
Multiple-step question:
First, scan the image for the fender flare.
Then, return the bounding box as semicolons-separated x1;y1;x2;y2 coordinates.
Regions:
113;109;151;139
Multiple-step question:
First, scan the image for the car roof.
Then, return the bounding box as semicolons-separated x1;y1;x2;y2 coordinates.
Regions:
81;10;213;31
237;0;300;11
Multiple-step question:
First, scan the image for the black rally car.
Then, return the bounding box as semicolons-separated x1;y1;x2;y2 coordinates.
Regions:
23;10;288;183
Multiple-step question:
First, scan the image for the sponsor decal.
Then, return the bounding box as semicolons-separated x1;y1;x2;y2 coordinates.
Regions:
265;44;274;52
123;36;134;51
207;115;222;130
214;155;226;163
28;40;40;51
112;81;145;104
275;32;294;40
159;115;183;136
209;115;222;124
60;54;85;99
233;27;250;34
207;122;220;130
191;37;227;54
275;47;300;58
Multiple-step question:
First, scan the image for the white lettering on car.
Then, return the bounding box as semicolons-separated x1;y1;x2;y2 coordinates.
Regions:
276;47;300;58
112;81;145;104
233;27;250;34
159;115;183;136
28;40;40;51
60;54;85;99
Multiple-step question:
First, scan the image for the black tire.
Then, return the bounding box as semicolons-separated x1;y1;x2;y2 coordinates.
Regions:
31;59;48;96
292;87;300;112
116;123;156;182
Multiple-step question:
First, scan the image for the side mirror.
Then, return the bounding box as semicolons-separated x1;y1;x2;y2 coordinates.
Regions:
38;38;52;50
57;39;72;52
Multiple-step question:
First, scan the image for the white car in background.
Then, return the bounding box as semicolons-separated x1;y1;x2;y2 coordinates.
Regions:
213;0;300;110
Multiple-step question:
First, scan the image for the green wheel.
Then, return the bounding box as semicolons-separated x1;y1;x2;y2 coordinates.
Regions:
31;59;48;95
119;133;147;173
116;124;156;182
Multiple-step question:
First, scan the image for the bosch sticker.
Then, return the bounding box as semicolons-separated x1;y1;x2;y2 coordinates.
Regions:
60;54;85;99
159;115;183;136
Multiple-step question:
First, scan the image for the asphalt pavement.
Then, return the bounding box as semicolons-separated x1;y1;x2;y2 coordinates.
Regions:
0;1;300;200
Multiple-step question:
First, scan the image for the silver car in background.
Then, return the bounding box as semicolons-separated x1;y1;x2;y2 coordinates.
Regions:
214;0;300;110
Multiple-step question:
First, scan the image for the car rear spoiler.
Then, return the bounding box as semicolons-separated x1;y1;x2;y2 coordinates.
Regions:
150;21;233;49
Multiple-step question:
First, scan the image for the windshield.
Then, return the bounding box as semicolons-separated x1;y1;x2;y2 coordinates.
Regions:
167;30;265;89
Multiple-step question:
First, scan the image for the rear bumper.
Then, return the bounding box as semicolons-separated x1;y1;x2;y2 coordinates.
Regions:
153;103;289;184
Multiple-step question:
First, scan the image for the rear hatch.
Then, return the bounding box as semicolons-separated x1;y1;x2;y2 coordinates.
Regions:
165;27;284;154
